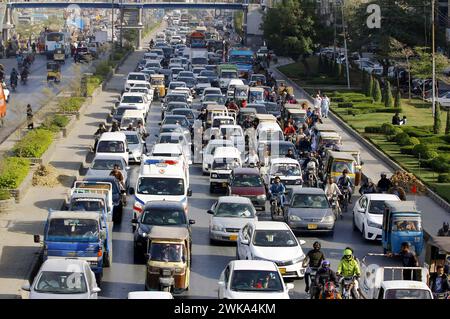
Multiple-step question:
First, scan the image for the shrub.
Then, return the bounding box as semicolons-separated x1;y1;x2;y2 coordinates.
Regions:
0;157;31;189
412;143;429;157
426;150;439;160
13;129;54;158
0;189;10;200
409;137;420;145
437;173;450;183
332;97;344;103
87;76;103;96
372;78;382;102
94;61;112;78
51;115;69;128
381;123;396;135
351;98;374;103
364;126;384;134
58;97;86;113
429;156;450;173
400;145;414;155
374;107;403;113
337;102;354;108
384;81;394;108
438;145;450;152
394;132;412;146
401;126;432;138
442;134;450;143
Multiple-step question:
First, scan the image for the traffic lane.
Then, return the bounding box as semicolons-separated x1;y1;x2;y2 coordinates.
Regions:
270;65;449;232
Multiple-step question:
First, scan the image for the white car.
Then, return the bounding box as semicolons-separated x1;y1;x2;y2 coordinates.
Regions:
426;91;450;107
124;72;148;91
157;132;191;162
353;193;400;240
263;157;303;187
22;259;100;299
202;139;234;174
120;92;150;117
86;154;129;189
218;260;293;299
208;196;258;243
124;130;145;163
237;221;306;278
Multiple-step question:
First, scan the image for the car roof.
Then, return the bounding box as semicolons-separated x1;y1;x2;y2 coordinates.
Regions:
253;221;290;230
98;132;126;142
92;154;126;162
382;281;431;290
143;200;185;210
153;143;182;152
217;196;253;204
40;259;90;272
231;260;278;271
270;158;300;165
232;167;259;175
147;225;189;240
49;210;100;220
292;187;326;195
363;194;400;201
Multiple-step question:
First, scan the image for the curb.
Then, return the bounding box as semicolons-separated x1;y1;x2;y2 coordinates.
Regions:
276;66;450;213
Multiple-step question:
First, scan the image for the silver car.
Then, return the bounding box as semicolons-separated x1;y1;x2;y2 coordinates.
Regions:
124;131;145;163
86;154;129;189
286;188;336;235
22;259;100;299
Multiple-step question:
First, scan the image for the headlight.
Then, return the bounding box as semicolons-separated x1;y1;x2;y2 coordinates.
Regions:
257;194;266;200
289;215;302;221
295;179;303;185
211;224;223;231
367;220;381;228
322;215;335;223
211;173;218;178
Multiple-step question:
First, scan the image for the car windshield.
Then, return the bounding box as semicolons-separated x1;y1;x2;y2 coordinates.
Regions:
253;229;298;247
145;63;159;68
47;218;99;242
126;134;140;145
384;289;432;299
221;71;237;79
229;55;253;64
92;159;123;170
271;164;301;176
137;177;185;195
265;103;279;112
159;135;183;143
252;105;267;114
215;203;254;218
206;142;233;155
35;271;88;294
122;96;143;104
166;95;186;102
212;159;240;170
230;270;283;292
267;143;295;157
331;161;355;174
70;200;104;212
167;104;187;111
232;174;262;187
130;89;147;94
141;209;186;225
291;194;329;209
213;119;234;127
150;243;184;262
174;110;193;119
97;141;125;153
392;217;422;232
163;117;189;127
204;95;226;104
121;117;141;127
197;77;210;84
178;77;196;86
200;71;215;77
116;107;135;116
192;57;207;65
128;74;145;81
368;200;389;215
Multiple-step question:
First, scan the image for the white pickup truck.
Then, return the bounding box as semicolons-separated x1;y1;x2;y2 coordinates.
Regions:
359;253;433;299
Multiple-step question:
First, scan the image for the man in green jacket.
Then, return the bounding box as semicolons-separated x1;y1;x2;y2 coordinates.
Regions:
336;248;361;298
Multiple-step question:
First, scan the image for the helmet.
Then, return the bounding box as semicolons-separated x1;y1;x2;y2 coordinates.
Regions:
343;248;353;256
321;260;330;269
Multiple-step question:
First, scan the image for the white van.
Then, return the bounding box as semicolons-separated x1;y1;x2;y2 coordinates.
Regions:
119;92;150;117
120;110;145;130
209;146;242;193
96;132;129;165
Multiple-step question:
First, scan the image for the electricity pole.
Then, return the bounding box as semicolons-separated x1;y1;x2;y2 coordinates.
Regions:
432;0;436;117
340;0;350;89
111;0;115;58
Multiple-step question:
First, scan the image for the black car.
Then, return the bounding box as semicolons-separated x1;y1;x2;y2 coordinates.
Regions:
132;201;195;262
83;176;126;224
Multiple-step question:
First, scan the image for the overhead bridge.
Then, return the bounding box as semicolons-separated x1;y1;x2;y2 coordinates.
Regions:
7;1;248;10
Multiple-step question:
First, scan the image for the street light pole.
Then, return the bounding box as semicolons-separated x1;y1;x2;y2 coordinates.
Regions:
431;0;436;118
111;0;115;58
340;0;350;89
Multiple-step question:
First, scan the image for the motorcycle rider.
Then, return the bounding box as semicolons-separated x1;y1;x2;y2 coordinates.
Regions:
93;123;107;150
304;241;326;293
359;178;378;195
337;169;353;203
377;173;392;192
314;260;338;299
285;148;295;159
10;68;18;88
336;248;361;299
324;176;342;209
109;164;125;190
283;121;296;137
20;66;29;83
268;176;286;210
438;222;450;236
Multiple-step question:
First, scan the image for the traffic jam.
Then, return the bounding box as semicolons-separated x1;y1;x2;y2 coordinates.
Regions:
22;10;449;300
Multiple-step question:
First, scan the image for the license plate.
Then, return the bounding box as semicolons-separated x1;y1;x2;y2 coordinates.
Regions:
279;268;286;274
229;234;238;241
307;224;318;230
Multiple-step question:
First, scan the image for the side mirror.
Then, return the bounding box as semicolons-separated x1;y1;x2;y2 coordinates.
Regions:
21;282;31;291
360;161;364;166
129;187;135;195
189;219;196;225
207;209;214;215
286;283;295;291
91;287;101;294
241;239;249;245
218;281;225;287
299;240;306;245
358;208;365;213
33;235;40;243
158;123;161;126
187;189;192;197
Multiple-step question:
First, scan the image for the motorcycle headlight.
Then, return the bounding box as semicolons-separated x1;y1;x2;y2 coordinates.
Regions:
367;219;381;228
211;224;223;231
289;215;302;222
257;194;266;200
211;173;218;178
322;215;335;223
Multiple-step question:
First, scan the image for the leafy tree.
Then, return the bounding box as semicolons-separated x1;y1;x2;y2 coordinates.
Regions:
434;102;441;134
372;78;382;102
410;47;450;81
394;89;402;109
384;81;394;107
367;75;373;97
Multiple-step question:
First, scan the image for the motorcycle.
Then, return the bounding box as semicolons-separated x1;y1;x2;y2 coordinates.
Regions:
270;192;285;221
306;267;319;299
10;80;17;92
339;276;359;299
20;73;28;85
329;194;342;219
305;162;318;187
339;186;351;213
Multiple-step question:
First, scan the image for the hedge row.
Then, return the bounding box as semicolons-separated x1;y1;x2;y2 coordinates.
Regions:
0;157;31;189
41;114;70;133
13;129;54;158
58;97;86;113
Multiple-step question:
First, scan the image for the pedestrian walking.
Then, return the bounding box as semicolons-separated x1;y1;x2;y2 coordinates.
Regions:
321;94;330;118
26;104;33;129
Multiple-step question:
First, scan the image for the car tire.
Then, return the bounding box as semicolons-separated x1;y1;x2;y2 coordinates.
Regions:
352;213;358;231
95;273;103;286
361;224;366;240
209;238;217;245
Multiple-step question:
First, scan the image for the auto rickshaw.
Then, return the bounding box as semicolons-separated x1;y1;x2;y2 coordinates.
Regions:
206;104;228;128
255;114;277;125
53;47;65;63
382;201;423;255
339;148;363;182
318;131;341;150
285;108;307;128
144;226;191;294
248;87;265;104
47;62;61;82
323;150;359;186
150;74;166;99
424;229;450;277
237;107;257;126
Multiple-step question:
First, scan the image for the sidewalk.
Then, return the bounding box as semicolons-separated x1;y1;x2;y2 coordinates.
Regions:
0;32;158;298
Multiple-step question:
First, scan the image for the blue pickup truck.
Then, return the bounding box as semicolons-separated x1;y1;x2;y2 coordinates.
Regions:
34;210;110;284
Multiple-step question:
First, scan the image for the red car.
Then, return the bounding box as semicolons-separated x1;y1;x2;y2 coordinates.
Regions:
227;167;266;211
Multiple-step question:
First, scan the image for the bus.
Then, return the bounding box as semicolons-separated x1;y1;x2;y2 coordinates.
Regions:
228;49;255;78
189;31;207;49
45;32;71;59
